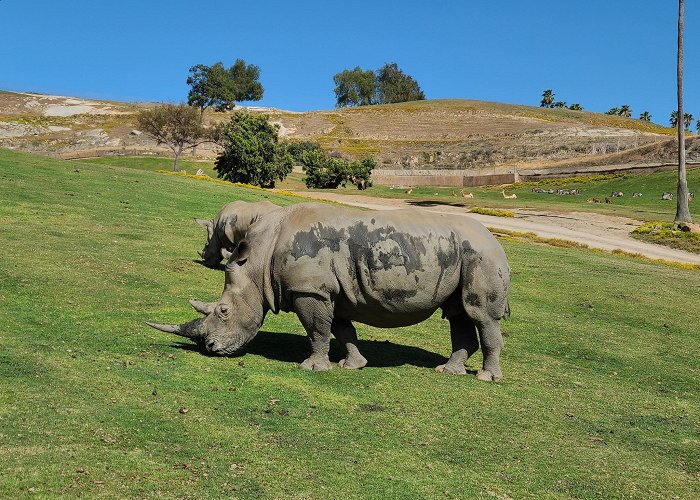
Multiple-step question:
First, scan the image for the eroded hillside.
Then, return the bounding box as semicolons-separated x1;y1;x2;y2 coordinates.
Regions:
1;91;697;177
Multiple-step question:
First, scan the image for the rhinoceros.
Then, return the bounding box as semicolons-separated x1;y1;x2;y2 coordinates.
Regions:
150;203;511;381
195;200;279;268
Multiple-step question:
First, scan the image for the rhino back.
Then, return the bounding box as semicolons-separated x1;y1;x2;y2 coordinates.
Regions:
253;203;508;327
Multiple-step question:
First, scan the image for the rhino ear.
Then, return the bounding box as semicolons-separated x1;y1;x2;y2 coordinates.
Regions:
221;247;233;260
231;240;250;265
195;218;214;237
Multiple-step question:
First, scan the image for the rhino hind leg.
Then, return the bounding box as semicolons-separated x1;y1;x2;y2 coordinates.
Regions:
293;294;333;371
473;316;504;382
435;314;479;375
332;319;368;369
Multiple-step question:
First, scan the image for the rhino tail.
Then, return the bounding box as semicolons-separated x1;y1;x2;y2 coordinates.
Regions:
502;300;511;320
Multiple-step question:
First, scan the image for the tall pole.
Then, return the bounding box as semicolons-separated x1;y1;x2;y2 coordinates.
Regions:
676;0;692;222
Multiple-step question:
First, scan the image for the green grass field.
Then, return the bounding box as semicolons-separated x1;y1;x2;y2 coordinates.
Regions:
323;171;700;222
1;149;698;498
88;155;700;223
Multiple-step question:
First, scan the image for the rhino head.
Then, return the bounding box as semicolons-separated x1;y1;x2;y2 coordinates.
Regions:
195;218;233;268
148;241;264;356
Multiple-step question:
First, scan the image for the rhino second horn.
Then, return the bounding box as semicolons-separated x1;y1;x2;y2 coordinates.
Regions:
189;299;215;315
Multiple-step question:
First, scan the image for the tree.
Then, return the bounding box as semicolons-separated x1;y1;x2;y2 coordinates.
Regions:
215;112;293;188
553;101;567;108
136;104;216;171
333;67;377;107
186;59;263;115
683;113;694;131
540;90;554;108
568;103;583;111
376;63;425;104
301;149;376;189
670;110;680;127
618;104;632;118
639;111;652;121
606;107;620;115
675;0;692;222
286;140;323;164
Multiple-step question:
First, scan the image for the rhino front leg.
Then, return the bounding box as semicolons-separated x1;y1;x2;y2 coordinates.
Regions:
293;294;333;371
332;318;367;369
436;314;479;375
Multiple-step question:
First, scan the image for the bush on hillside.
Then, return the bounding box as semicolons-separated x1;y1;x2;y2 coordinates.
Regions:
286;140;323;164
301;149;376;189
215;112;293;188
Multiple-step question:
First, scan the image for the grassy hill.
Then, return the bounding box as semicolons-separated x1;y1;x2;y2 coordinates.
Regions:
2;91;696;176
0;148;698;497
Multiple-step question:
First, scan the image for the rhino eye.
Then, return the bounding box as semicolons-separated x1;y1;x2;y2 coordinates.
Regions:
218;304;231;317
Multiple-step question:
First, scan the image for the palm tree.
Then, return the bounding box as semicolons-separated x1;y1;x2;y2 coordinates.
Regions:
683;113;694;131
540;89;554;108
670;110;679;127
639;111;652;121
675;0;691;222
618;104;632;118
553;101;567;108
606;107;620;115
568;103;583;111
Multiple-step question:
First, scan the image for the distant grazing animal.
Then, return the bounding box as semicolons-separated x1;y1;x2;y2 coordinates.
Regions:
149;203;512;381
592;196;601;203
632;192;642;198
353;177;366;190
405;188;413;194
196;200;279;268
661;192;674;201
611;191;624;198
547;189;555;194
532;187;545;194
569;189;580;195
689;192;694;202
461;190;474;198
605;196;613;204
501;189;517;199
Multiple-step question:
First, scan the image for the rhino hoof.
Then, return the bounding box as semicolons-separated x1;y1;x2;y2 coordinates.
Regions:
435;363;467;375
338;356;367;369
476;369;503;382
300;356;332;371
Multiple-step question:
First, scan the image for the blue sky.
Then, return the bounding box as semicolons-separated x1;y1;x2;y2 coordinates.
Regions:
1;1;697;126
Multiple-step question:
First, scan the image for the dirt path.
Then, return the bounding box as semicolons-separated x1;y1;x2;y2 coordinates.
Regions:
299;192;700;266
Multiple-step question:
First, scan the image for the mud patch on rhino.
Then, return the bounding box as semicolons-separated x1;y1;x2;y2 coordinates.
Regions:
291;224;345;259
381;288;418;303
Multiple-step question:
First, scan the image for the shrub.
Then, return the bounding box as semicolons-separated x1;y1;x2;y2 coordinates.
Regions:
469;207;515;218
301;150;375;189
215;112;293;188
286;140;322;164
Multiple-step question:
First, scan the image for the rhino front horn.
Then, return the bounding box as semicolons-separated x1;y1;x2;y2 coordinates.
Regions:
146;317;205;339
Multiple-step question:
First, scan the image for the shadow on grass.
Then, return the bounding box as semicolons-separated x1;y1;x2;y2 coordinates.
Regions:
406;200;469;208
192;258;228;271
170;330;449;369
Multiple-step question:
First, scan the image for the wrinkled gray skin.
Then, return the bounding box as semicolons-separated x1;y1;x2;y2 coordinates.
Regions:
151;203;511;381
195;200;278;268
